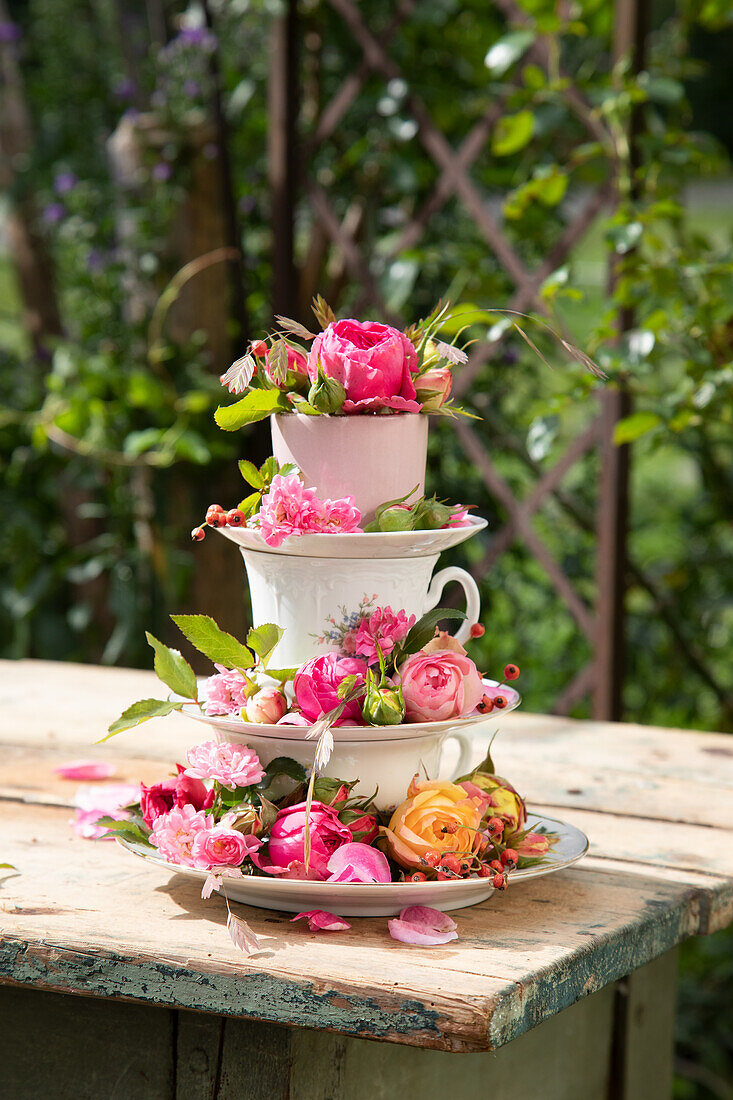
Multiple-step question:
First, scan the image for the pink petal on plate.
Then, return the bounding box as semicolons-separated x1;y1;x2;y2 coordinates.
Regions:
388;905;459;946
55;760;116;781
291;910;351;932
326;842;392;884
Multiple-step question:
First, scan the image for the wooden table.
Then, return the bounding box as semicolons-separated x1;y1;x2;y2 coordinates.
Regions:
1;660;731;1100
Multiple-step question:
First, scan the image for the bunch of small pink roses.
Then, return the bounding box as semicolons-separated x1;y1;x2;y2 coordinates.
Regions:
100;738;554;952
190;457;471;547
106;600;517;737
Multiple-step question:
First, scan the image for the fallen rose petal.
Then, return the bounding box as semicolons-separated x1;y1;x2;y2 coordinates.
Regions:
326;842;392;884
291;910;351;932
55;760;116;781
388;905;459;946
71;783;141;840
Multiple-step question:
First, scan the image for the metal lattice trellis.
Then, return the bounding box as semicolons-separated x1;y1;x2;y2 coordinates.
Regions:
266;0;733;724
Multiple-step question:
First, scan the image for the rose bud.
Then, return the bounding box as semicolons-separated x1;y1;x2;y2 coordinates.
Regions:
308;364;346;413
515;832;551;858
244;687;287;725
414;366;452;412
362;675;406;726
377;505;416;532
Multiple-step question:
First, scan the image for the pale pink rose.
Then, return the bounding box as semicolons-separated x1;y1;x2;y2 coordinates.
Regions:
293;653;367;724
149;803;213;866
316;496;363;535
257;473;323;548
202;665;250;716
245;687;287;725
414;367;452;411
265;344;307;388
265;800;352;879
398;648;484;722
307;319;420;413
184;741;265;790
353;605;416;663
191;815;262;869
388;905;459;946
291;910;351;931
72;783;141;840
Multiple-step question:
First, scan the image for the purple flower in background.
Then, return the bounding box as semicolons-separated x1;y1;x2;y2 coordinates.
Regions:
152;161;172;182
42;203;65;226
183;79;200;98
178;26;217;51
87;249;105;273
0;22;22;43
113;77;137;100
54;171;77;195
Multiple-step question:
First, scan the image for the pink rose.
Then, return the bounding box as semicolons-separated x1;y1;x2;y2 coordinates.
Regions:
150;804;212;867
293;653;367;724
265;344;307;388
140;764;214;828
265;800;353;879
307;319;421;413
414;367;452;411
353;605;416;663
244;687;287;725
184;741;265;790
202;665;250;716
515;832;551;858
191;817;262;869
398;648;484;722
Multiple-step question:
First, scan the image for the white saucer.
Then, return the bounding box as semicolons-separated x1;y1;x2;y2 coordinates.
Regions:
216;516;488;558
118;812;588;916
174;678;520;743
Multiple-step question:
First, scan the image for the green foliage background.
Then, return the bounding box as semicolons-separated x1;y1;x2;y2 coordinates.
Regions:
0;1;732;1095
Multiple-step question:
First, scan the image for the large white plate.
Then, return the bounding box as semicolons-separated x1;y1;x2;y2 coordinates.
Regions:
118;813;588;917
216;516;488;559
175;678;520;742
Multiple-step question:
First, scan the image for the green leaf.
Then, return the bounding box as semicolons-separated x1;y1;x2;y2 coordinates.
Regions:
491;110;534;156
100;698;183;741
259;456;279;483
399;608;467;659
238;491;262;516
484;30;535;76
215;389;289;430
145;632;198;700
171;614;255;670
257;756;307;787
613;412;661;445
238;459;264;488
98;818;152;846
246;623;284;663
266;666;300;681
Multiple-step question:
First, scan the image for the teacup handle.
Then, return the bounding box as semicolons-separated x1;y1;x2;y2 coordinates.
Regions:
438;731;475;782
423;566;481;644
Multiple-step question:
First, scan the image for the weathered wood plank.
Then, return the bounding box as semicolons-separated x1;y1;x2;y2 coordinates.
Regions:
0;800;719;1051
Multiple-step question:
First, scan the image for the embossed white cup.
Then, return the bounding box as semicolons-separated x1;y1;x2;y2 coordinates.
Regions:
240;547;480;668
208;718;478;810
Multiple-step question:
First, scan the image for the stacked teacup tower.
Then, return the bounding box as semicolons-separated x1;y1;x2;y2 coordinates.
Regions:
201;406;517;810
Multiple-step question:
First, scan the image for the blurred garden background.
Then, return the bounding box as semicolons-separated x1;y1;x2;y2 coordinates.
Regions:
1;0;732;1094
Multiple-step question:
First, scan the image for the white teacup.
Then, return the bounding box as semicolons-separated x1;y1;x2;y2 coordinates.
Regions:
240;547;480;668
208;717;480;810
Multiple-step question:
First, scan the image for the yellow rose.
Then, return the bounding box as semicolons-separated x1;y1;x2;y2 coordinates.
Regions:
380;778;484;871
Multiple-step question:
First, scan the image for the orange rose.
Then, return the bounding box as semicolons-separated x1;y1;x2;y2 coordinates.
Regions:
380;778;484;871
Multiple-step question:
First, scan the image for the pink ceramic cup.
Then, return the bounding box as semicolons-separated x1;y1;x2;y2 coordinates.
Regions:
270;412;428;524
